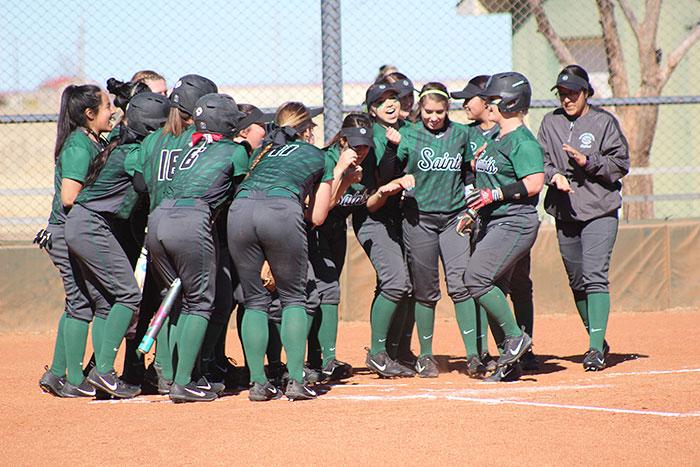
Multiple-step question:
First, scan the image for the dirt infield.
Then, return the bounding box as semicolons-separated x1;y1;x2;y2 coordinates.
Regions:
2;310;699;466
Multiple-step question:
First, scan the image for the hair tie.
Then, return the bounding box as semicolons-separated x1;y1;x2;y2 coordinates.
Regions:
418;89;449;100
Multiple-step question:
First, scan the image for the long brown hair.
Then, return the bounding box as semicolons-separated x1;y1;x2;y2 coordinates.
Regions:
162;107;190;136
54;85;103;162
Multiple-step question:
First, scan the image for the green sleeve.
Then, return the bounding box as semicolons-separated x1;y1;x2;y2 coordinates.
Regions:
465;126;487;162
511;139;545;179
322;154;335;183
396;129;411;162
123;146;141;177
231;144;250;177
61;142;94;183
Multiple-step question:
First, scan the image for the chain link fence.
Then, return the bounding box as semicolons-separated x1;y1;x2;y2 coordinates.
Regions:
1;0;699;243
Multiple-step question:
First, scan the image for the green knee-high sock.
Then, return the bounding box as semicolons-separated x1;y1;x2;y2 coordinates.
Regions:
306;310;322;368
513;298;534;338
92;316;107;360
318;304;339;366
477;304;489;355
281;306;307;383
385;296;407;359
200;321;224;375
454;299;479;357
49;313;67;377
398;298;416;357
414;302;436;357
63;317;89;385
96;304;134;374
370;294;399;355
573;290;589;332
215;311;233;364
477;287;522;338
155;316;173;381
242;309;269;385
173;315;208;386
487;311;506;355
587;292;610;352
266;320;282;366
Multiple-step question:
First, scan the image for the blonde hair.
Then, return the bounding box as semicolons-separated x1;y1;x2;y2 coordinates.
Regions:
130;70;165;84
276;101;313;132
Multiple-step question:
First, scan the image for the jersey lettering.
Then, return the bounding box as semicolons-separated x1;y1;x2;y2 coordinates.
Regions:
157;149;181;181
268;144;300;158
417;147;461;172
178;144;207;171
338;189;370;207
475;155;499;174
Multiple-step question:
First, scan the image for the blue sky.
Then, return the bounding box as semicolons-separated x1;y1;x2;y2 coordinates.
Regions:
0;0;511;92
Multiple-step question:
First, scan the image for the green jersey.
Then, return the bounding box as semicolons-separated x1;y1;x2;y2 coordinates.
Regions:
75;143;141;219
397;120;485;213
474;125;544;217
237;140;335;202
165;139;249;212
136;125;196;212
372;120;409;165
49;130;103;225
324;144;376;218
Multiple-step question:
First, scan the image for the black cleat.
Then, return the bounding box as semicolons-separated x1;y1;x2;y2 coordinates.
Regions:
60;379;97;398
248;381;282;401
521;350;540;372
465;355;487;378
87;368;141;399
321;359;353;382
396;351;418;369
303;366;322;385
169;381;217;403
583;348;606;371
39;367;65;396
415;355;439;378
480;353;498;373
603;340;610;357
484;362;522;382
366;350;415;378
496;331;532;367
285;379;317;401
196;376;225;395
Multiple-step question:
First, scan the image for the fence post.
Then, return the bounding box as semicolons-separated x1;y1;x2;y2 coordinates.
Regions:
321;0;343;144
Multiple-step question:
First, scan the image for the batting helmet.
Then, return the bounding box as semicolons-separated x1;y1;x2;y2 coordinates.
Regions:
170;74;218;115
125;92;170;137
480;72;532;113
193;93;245;138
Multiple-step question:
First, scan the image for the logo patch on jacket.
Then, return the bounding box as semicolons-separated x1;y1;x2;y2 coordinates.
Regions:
579;132;595;149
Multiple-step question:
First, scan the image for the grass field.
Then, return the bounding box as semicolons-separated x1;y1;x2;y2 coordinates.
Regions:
3;309;699;466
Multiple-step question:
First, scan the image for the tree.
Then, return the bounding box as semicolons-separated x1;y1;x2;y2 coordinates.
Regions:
527;0;700;220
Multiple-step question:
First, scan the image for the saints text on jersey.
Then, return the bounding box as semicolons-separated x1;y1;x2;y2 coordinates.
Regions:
417;147;461;171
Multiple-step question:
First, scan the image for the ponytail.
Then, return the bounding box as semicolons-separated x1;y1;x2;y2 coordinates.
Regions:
163;107;189;136
54;84;102;161
83;125;141;186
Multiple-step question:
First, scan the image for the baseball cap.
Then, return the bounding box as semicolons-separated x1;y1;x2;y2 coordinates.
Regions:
392;77;416;98
341;126;374;148
451;75;491;100
551;70;592;93
365;82;399;108
236;104;276;130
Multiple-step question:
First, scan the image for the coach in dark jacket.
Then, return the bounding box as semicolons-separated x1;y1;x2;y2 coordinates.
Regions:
537;64;629;372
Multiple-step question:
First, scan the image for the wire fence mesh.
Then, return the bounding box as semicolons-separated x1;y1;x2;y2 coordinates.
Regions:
1;0;699;243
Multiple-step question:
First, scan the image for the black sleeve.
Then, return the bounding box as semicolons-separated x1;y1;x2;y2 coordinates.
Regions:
131;171;148;194
377;142;402;186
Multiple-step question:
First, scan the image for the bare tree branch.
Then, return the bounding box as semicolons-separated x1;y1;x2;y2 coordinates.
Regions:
618;0;640;38
660;21;700;87
526;0;575;65
596;0;630;96
639;0;661;49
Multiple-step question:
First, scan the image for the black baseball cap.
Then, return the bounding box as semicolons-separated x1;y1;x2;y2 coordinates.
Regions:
365;82;399;107
451;75;491;100
236;104;276;130
341;126;374;148
551;70;593;94
392;77;416;98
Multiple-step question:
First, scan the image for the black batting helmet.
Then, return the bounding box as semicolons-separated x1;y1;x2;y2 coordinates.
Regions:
480;72;532;113
193;93;245;138
125;92;170;137
170;74;218;116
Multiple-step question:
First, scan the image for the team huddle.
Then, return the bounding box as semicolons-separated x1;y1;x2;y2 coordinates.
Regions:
36;64;630;403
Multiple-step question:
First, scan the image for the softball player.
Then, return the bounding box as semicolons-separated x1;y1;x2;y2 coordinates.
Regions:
463;72;543;381
395;82;486;378
538;65;629;371
354;82;416;377
135;74;217;391
64;93;170;398
227;102;334;401
37;84;113;398
146;93;248;402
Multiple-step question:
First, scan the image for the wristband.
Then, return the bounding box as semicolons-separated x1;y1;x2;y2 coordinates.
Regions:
500;180;528;201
